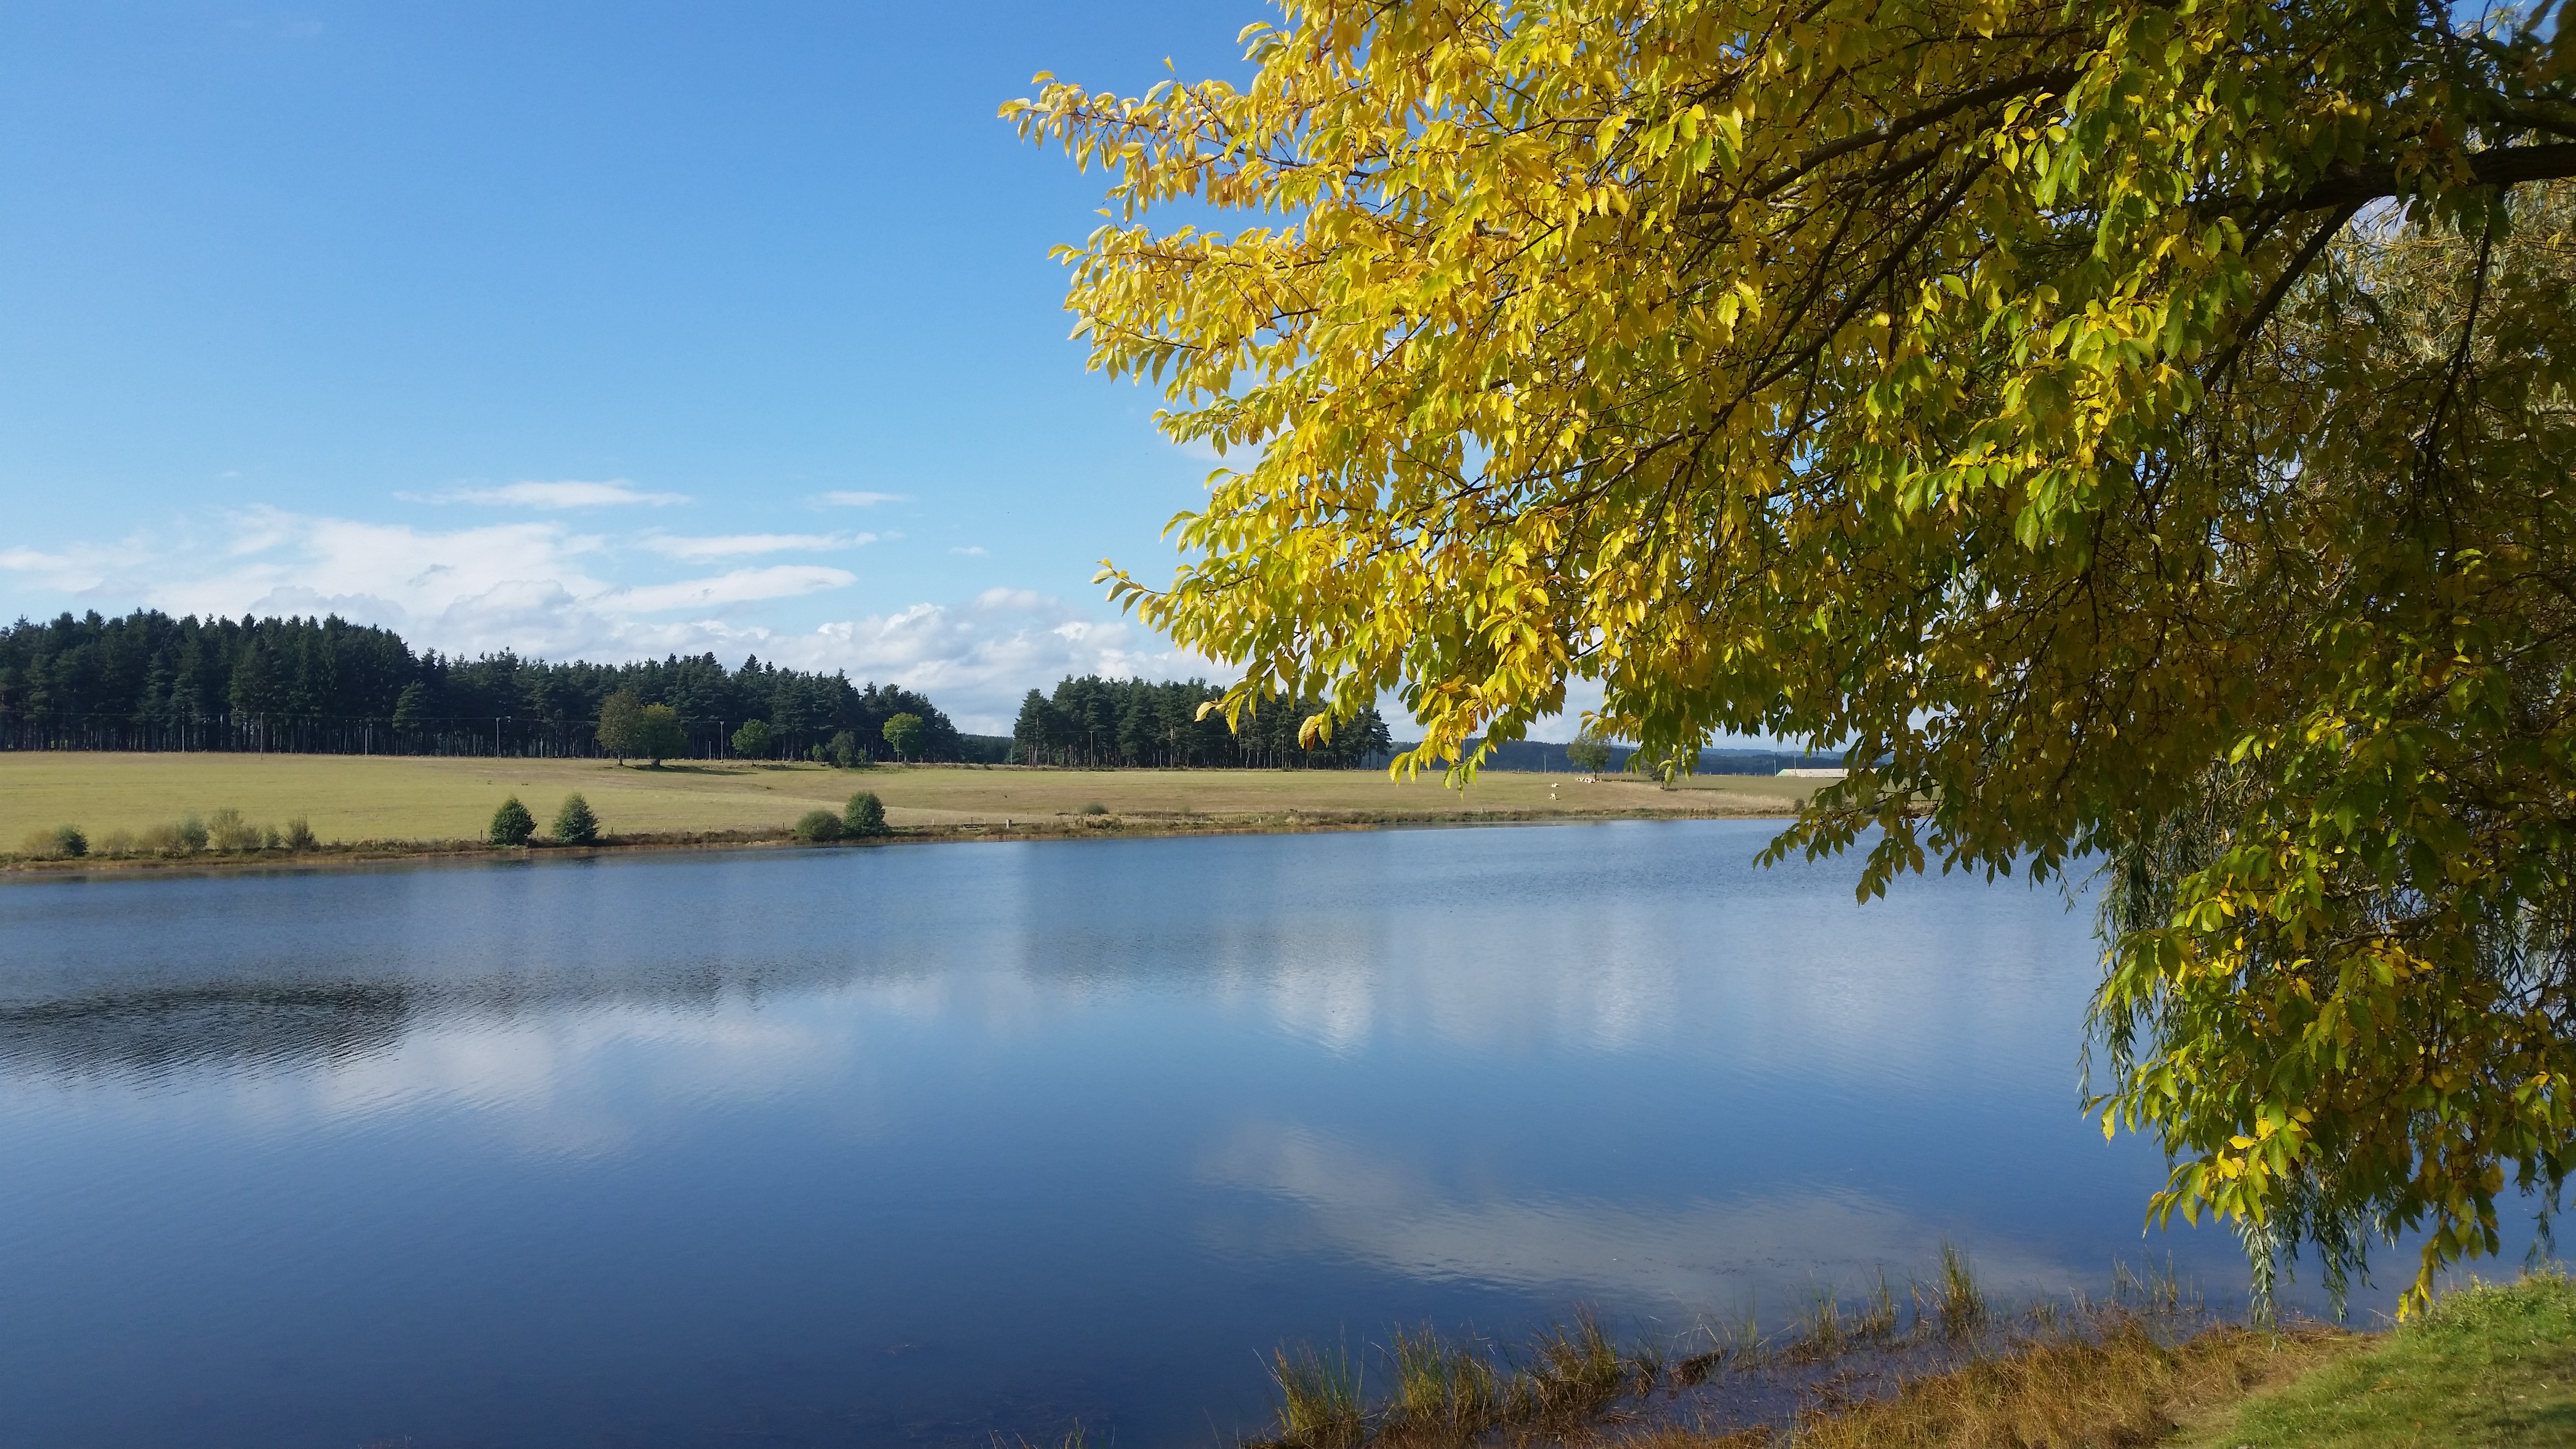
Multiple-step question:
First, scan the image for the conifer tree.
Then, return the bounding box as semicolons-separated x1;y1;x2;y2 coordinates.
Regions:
843;791;886;836
488;797;535;847
551;794;598;846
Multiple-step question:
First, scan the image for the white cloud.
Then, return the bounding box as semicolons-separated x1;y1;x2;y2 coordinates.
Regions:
641;531;874;560
815;490;906;508
0;532;168;600
949;545;986;556
609;565;856;613
416;479;689;509
0;506;1207;732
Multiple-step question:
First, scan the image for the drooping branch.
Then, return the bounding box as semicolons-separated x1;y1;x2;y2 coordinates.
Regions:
2273;143;2576;214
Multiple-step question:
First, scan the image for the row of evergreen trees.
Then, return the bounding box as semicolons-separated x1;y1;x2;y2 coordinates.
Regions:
1011;676;1393;769
0;609;962;761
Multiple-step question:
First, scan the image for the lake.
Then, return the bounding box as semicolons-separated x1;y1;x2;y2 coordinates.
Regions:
0;819;2433;1447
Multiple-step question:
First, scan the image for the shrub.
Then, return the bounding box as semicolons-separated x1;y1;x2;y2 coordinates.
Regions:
793;808;845;843
19;826;86;859
730;718;774;760
176;814;209;852
284;817;317;852
552;794;600;845
827;730;866;768
490;796;537;846
1080;801;1109;816
96;828;138;857
844;791;886;836
207;807;265;853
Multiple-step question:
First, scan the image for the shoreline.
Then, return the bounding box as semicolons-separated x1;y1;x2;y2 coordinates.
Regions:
0;803;1803;881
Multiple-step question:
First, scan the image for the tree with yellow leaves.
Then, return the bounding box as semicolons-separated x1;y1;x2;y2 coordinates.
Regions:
1014;1;2576;1310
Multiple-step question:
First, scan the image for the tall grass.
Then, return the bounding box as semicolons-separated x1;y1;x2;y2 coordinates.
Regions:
1240;1245;2236;1449
1932;1240;1988;1338
1384;1325;1501;1439
1272;1343;1365;1449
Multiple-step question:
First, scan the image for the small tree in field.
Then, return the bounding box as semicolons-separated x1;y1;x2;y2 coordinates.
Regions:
596;689;643;764
636;704;687;767
552;794;599;845
827;730;865;768
844;791;886;836
882;712;926;762
489;796;536;846
730;719;774;760
1565;730;1613;774
792;809;844;842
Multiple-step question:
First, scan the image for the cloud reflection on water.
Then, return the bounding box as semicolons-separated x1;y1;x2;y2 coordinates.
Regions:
1195;1120;2120;1315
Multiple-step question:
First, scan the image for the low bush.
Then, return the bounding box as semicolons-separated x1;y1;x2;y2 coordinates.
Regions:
552;794;600;845
844;791;886;835
490;796;536;846
18;825;87;859
284;817;317;852
206;807;265;853
827;730;869;768
793;808;845;842
177;814;209;852
95;828;138;857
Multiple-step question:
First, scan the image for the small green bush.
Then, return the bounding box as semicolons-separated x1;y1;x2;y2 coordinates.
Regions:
19;825;87;859
825;730;863;768
844;791;887;835
207;806;266;852
552;794;600;845
176;814;209;852
793;808;845;842
1079;801;1109;816
730;718;775;760
284;817;317;852
490;796;537;846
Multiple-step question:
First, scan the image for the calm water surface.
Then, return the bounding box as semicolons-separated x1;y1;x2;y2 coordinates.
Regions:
0;821;2371;1447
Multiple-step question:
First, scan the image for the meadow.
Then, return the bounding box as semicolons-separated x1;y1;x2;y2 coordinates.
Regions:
0;751;1818;859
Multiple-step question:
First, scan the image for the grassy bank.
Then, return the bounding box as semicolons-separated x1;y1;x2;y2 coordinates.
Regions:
0;752;1817;871
2169;1270;2576;1449
1222;1266;2576;1449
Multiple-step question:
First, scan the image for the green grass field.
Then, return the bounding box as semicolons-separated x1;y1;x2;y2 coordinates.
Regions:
1;751;1818;855
2169;1271;2576;1449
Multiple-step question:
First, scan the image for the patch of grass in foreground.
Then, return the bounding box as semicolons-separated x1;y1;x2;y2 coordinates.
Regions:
2170;1269;2576;1449
1771;1320;2351;1449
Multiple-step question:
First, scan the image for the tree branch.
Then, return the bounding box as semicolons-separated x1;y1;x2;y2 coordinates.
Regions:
2273;143;2576;213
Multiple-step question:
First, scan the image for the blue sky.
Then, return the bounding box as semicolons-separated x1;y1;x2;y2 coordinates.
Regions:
0;2;1312;732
